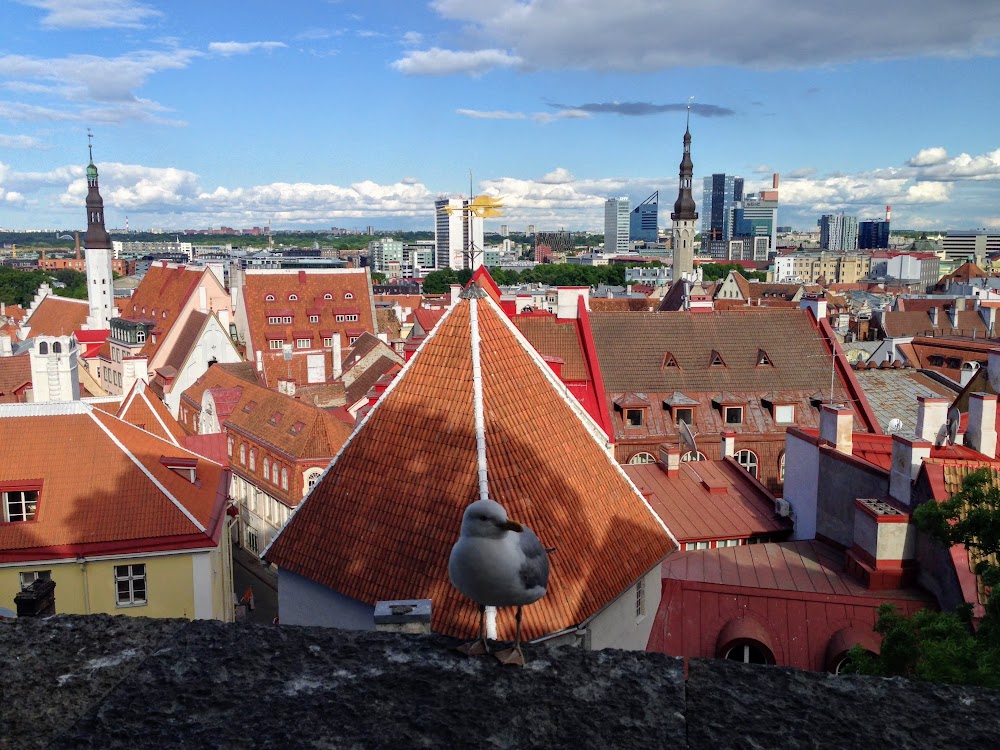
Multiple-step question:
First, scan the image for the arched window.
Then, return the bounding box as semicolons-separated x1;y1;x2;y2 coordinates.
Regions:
52;341;62;354
272;463;279;484
137;329;146;343
281;468;288;491
288;294;298;301
265;294;275;302
344;292;354;300
629;452;656;464
263;456;269;477
239;444;246;465
227;437;234;457
735;449;759;477
681;450;706;462
724;642;771;665
249;449;256;470
38;342;48;355
306;469;322;491
324;293;333;300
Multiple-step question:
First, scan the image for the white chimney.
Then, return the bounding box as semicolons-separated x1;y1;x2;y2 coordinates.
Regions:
915;396;949;446
659;446;681;477
0;334;11;357
948;305;959;328
981;305;997;335
819;404;854;454
889;434;932;507
331;335;343;380
966;393;998;458
720;431;735;458
929;307;939;327
121;355;148;397
800;294;827;323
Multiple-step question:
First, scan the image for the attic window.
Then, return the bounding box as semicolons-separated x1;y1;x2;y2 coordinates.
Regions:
929;355;944;366
289;294;298;301
242;400;258;414
710;351;726;367
324;293;333;300
725;406;743;424
625;409;644;427
662;352;678;369
756;350;771;366
159;456;198;483
675;407;694;425
268;411;284;426
946;357;961;369
265;294;276;302
288;421;305;436
345;292;354;300
3;489;39;523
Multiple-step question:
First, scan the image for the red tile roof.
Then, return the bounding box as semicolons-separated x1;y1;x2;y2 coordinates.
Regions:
264;291;676;640
624;459;790;543
796;428;993;472
0;402;226;562
23;295;89;336
0;355;31;403
116;379;186;444
120;264;211;359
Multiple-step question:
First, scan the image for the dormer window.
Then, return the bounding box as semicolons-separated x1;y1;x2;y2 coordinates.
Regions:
288;421;305;436
265;294;276;302
242;400;257;414
344;292;354;300
289;294;298;301
774;404;795;424
3;489;39;522
725;406;743;424
324;293;333;300
268;411;283;426
710;350;726;367
662;352;678;369
625;409;644;427
675;407;694;425
158;456;198;483
756;350;771;366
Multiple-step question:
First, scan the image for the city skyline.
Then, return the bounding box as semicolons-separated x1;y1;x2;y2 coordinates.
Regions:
1;1;999;233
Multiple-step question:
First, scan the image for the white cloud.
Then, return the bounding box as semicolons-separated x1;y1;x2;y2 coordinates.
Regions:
401;31;423;46
0;134;46;149
18;0;161;29
456;108;526;120
391;47;522;76
538;168;575;184
907;146;949;167
208;42;287;56
412;0;1000;73
533;108;590;124
4;191;25;204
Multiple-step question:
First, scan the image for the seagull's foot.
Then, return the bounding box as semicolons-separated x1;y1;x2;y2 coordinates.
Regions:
494;646;525;667
456;638;490;656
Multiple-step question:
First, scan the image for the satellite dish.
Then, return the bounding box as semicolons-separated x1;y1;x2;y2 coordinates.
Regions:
947;407;961;446
679;420;698;453
887;418;904;434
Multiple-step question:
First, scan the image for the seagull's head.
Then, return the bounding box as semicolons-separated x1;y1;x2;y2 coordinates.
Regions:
460;499;522;539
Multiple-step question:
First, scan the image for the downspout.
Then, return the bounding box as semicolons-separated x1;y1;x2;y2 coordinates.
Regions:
78;556;91;615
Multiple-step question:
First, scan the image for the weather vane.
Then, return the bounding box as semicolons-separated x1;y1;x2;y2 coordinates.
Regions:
686;96;694;127
87;127;93;159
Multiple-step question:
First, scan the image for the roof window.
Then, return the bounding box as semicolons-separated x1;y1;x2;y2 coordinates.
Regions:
288;421;306;436
324;293;333;300
159;456;198;483
265;294;275;302
756;350;771;366
268;411;284;426
242;400;257;414
662;352;678;369
710;350;726;367
289;294;298;301
344;292;354;300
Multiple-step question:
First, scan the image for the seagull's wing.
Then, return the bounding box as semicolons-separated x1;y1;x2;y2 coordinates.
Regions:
517;527;550;593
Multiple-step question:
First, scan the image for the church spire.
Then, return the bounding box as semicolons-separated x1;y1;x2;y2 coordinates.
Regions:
670;103;698;281
83;130;110;250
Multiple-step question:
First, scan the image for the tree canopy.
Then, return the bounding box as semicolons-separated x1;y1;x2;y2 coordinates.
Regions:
847;468;1000;687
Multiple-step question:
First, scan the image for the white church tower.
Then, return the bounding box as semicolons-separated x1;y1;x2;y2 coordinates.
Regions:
83;137;118;330
29;335;81;402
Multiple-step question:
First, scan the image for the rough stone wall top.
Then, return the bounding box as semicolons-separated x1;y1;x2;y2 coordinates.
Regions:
2;615;999;750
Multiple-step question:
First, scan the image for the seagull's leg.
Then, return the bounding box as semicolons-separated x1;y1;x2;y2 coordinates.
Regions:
495;606;526;667
456;604;490;656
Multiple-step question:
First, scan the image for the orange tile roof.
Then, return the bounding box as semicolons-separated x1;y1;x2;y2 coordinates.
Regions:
120;263;218;359
512;315;589;380
264;290;676;641
116;379;186;444
0;355;31;403
0;402;226;562
23;295;89;336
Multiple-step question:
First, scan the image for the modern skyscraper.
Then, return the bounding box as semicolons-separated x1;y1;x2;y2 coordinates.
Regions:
630;192;658;243
858;219;891;249
434;198;484;271
733;177;779;259
701;174;744;243
604;197;630;253
671;118;698;280
83;142;117;330
820;213;859;251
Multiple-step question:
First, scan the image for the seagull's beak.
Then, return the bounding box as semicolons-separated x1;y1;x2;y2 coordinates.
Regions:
500;520;523;532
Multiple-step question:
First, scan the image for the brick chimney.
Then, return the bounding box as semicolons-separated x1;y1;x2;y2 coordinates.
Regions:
915;396;949;446
889;434;932;507
845;499;916;590
14;578;56;617
374;599;431;634
659;446;680;477
966;393;998;457
819;404;853;454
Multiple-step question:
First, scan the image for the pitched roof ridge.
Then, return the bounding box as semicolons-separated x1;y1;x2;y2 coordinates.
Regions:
261;298;464;559
469;297;489;502
86;409;208;533
137;383;182;446
479;296;678;546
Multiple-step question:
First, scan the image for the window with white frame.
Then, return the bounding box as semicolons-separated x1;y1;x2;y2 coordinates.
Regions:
263;456;270;478
245;526;260;555
240;444;246;465
288;294;298;301
323;337;334;347
779;453;786;482
335;314;346;322
296;338;311;349
305;469;323;495
774;404;795;424
281;468;288;491
735;449;759;478
269;340;284;350
309;315;319;323
349;336;359;344
267;316;283;324
272;464;279;485
136;328;146;343
629;452;656;464
3;490;38;522
681;451;706;462
635;577;646;620
344;292;354;300
345;314;359;322
724;643;771;665
227;436;234;457
323;293;333;300
114;563;147;606
725;406;743;424
249;449;256;471
19;570;51;591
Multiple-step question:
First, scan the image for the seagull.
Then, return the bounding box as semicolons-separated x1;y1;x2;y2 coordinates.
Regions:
449;498;550;666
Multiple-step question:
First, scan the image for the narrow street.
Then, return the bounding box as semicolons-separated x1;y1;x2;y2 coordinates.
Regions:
232;545;279;624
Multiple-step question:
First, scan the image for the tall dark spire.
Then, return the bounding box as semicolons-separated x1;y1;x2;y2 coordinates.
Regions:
83;132;111;249
671;107;698;222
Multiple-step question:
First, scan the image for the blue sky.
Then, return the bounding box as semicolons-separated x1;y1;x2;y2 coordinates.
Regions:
1;0;999;233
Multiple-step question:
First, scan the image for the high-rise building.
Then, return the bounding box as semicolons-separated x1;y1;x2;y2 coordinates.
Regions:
629;192;658;243
368;238;403;275
858;219;891;250
499;224;509;238
671;119;698;280
604;197;630;253
434;198;484;271
820;214;859;251
701;174;744;243
733;177;779;259
83;143;117;330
